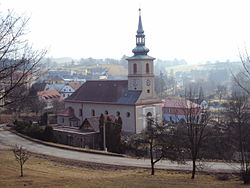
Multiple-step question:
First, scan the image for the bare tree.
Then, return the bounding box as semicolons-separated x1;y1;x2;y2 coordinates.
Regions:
226;93;250;184
130;117;185;175
182;87;210;179
232;48;250;95
0;10;46;107
146;118;164;175
13;145;30;177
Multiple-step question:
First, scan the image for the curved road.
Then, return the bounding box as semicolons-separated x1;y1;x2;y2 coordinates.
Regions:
0;127;240;173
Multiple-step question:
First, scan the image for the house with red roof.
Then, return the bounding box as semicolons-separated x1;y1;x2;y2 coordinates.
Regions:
162;98;201;123
37;90;63;109
57;10;162;134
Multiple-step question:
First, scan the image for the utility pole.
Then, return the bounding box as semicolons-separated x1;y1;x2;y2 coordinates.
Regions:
103;120;107;151
160;71;163;99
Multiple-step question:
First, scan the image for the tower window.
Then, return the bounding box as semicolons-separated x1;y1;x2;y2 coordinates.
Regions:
133;63;137;74
146;63;149;73
147;89;150;93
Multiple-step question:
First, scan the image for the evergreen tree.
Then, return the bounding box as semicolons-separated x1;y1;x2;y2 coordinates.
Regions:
99;113;105;150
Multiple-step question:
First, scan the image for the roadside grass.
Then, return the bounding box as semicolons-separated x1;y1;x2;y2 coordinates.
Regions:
0;150;248;188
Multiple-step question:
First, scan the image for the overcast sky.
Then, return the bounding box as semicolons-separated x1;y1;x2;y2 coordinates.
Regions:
1;0;250;64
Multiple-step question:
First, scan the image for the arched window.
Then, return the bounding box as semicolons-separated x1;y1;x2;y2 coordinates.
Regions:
79;109;83;116
146;112;153;127
146;63;149;73
126;112;130;118
133;63;137;74
146;112;152;118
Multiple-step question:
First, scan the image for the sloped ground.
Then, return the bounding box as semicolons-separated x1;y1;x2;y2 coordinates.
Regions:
0;150;249;188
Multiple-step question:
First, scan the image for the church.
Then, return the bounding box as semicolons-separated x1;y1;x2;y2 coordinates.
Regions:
57;9;162;134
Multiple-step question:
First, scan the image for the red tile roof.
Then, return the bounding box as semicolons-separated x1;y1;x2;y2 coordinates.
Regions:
81;116;100;132
57;107;75;116
37;90;63;102
163;98;200;109
57;107;80;121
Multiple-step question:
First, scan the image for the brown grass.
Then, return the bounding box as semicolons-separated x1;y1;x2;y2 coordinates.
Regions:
0;149;249;188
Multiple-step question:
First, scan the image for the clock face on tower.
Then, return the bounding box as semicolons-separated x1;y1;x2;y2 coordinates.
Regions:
146;79;151;86
132;79;138;87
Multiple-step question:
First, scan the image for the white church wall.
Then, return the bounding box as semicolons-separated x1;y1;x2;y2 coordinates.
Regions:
135;103;163;133
65;102;136;133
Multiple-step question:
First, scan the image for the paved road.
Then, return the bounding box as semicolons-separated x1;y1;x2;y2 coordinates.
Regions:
0;128;240;173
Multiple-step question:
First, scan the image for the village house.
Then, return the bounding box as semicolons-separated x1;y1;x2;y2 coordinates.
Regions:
37;90;63;109
162;98;202;123
45;83;75;99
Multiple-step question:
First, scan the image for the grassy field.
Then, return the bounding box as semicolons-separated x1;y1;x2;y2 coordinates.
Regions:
0;149;249;188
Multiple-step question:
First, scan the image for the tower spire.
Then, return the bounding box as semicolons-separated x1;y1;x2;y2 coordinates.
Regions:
137;8;144;34
132;8;149;56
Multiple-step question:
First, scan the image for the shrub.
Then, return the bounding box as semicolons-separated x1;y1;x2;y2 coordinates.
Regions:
241;171;250;184
25;125;43;140
13;120;57;143
43;126;55;142
13;120;31;133
216;174;229;181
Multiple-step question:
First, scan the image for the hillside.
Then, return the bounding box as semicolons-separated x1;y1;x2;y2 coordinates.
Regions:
164;61;242;74
0;150;246;188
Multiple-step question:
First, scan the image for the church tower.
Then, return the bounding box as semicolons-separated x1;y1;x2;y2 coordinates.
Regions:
127;9;158;102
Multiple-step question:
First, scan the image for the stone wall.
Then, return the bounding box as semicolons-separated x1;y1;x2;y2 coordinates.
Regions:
54;129;100;149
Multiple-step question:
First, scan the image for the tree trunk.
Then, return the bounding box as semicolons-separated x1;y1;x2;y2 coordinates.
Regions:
20;164;23;177
150;140;154;175
151;162;155;175
191;160;196;179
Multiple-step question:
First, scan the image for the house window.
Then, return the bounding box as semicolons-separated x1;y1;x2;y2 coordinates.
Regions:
146;63;149;73
126;112;130;118
62;117;64;123
91;109;95;116
116;111;120;116
79;109;83;116
105;110;108;115
147;89;150;93
133;63;137;74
